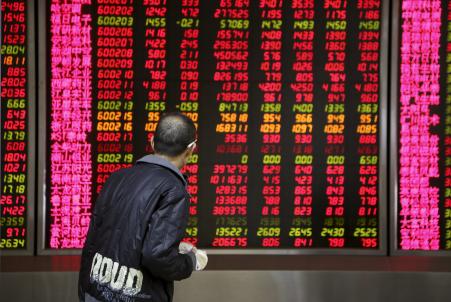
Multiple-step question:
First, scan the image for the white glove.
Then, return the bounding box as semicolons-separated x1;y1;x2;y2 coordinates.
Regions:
178;242;195;254
194;249;208;271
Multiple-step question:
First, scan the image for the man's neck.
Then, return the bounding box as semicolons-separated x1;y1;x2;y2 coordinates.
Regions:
153;153;182;170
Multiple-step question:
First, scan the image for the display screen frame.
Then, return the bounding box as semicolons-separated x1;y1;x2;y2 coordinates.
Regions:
1;0;36;256
37;0;389;256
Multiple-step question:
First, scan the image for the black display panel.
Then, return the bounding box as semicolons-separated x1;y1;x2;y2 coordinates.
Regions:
1;0;31;252
45;0;386;252
395;0;451;252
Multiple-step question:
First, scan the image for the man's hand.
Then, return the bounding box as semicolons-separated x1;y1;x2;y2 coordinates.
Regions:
178;242;208;271
179;242;195;254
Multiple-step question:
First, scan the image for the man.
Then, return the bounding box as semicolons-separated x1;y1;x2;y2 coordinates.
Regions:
79;112;207;302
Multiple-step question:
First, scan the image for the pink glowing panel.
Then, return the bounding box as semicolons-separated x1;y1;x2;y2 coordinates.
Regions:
398;0;441;250
49;0;92;249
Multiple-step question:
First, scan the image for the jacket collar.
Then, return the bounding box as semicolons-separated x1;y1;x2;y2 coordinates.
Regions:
136;155;187;186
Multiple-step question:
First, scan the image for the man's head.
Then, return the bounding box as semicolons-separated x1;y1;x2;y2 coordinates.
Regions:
151;112;197;168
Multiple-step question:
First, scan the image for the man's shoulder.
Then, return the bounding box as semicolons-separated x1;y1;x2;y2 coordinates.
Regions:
136;161;186;187
136;155;187;186
103;161;186;199
117;163;186;199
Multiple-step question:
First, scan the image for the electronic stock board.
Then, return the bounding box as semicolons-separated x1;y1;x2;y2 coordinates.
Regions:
41;0;388;254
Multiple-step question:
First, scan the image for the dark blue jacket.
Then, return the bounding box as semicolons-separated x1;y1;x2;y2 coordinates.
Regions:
78;155;195;302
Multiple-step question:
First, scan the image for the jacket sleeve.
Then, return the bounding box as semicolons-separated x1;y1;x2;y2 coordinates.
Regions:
78;194;100;301
141;187;195;281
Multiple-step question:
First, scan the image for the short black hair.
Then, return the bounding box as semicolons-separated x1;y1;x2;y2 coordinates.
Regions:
153;112;196;157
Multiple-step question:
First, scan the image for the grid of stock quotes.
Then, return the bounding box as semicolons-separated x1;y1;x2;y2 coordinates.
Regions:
1;0;29;251
46;0;384;250
397;0;451;251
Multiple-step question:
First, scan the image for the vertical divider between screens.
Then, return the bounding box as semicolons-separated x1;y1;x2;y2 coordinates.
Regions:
36;0;48;255
26;0;36;256
377;0;390;256
389;0;400;256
